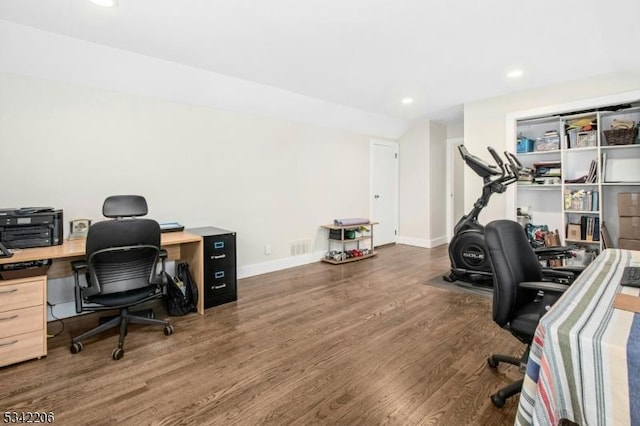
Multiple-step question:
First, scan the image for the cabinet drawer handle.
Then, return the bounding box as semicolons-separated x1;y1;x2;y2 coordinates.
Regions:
0;288;18;295
0;339;18;348
211;254;226;260
0;315;18;321
212;284;226;290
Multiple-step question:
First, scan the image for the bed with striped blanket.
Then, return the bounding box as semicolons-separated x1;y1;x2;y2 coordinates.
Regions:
516;248;640;426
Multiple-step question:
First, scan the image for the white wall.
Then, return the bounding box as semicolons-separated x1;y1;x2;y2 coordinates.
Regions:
0;19;414;281
0;20;412;318
397;119;447;247
463;71;640;224
429;122;447;246
398;120;430;246
0;72;372;273
447;122;464;139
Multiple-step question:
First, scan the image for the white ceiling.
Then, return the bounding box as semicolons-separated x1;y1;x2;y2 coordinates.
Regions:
1;0;639;125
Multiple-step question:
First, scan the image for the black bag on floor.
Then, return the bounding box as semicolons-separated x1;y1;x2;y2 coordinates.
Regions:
165;262;198;316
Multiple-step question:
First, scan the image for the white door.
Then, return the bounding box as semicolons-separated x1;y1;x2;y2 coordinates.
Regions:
371;139;399;246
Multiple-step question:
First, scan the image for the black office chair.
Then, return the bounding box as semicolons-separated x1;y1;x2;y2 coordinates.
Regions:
70;195;174;360
484;219;569;408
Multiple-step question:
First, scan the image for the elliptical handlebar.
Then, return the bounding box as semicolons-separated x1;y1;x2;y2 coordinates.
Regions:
452;145;518;241
459;145;520;192
504;151;523;177
458;145;501;178
487;146;505;174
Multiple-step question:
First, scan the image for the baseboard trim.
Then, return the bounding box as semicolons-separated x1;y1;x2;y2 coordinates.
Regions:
238;251;325;279
398;236;448;248
429;236;449;248
397;236;430;248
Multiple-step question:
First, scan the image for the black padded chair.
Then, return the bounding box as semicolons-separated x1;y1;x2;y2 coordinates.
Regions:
70;195;174;360
484;219;569;407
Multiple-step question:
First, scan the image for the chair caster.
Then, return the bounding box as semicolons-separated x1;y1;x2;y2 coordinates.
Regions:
164;324;174;336
487;356;499;369
112;347;124;360
491;392;506;408
70;342;83;354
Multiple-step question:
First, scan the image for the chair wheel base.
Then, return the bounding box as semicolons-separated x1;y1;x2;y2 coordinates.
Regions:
487;356;499;369
112;347;124;360
164;324;174;336
70;342;83;354
491;393;506;408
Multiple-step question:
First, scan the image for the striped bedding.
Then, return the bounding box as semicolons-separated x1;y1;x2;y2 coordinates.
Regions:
516;248;640;426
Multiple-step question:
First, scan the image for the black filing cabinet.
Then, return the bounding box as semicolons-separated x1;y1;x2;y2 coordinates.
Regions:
187;226;237;309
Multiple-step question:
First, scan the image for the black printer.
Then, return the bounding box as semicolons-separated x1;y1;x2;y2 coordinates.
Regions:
0;207;63;249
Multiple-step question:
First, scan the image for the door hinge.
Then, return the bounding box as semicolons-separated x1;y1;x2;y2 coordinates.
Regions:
394;153;398;159
394;230;397;235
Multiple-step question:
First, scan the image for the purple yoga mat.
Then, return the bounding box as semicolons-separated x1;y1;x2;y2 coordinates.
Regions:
333;218;370;226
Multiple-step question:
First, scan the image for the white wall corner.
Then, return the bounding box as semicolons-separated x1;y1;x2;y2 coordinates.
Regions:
428;236;449;248
397;236;430;248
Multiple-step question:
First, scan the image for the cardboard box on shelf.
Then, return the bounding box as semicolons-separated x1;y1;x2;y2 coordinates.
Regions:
618;238;640;251
619;193;640;217
619;216;640;240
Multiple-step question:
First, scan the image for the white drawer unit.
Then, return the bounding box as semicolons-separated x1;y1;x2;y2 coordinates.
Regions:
0;276;47;367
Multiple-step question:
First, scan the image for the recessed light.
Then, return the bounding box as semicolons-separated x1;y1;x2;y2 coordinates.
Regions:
91;0;118;7
401;97;414;105
507;69;524;79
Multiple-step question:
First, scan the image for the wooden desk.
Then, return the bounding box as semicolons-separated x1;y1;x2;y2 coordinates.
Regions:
516;248;640;426
0;231;205;315
0;232;204;367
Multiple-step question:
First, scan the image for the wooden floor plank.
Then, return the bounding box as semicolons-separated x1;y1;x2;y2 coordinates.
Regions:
0;244;523;425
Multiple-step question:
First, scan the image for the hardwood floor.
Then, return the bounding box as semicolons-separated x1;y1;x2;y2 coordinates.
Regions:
1;244;524;425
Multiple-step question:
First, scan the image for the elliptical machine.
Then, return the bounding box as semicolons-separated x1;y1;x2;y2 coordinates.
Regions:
443;145;519;285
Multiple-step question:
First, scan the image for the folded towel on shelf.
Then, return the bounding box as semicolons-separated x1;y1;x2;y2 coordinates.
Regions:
333;218;370;226
566;118;594;129
611;119;635;130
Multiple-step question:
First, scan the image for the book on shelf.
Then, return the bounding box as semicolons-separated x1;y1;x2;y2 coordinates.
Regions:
565;189;599;211
579;215;600;242
586;160;598;183
564;176;588;184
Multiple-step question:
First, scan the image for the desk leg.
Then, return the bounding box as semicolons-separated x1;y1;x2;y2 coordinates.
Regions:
179;239;204;315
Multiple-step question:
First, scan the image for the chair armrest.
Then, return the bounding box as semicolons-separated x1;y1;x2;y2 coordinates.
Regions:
533;246;578;260
552;266;584;275
71;259;88;314
151;249;169;286
71;259;87;272
520;281;569;294
541;268;575;279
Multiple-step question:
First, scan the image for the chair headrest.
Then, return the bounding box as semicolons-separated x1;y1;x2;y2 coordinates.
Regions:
103;195;148;218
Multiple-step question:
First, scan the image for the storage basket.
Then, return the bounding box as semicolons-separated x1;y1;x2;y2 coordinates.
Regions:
602;128;638;145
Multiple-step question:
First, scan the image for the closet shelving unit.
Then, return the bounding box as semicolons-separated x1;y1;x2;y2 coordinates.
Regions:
515;104;640;255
